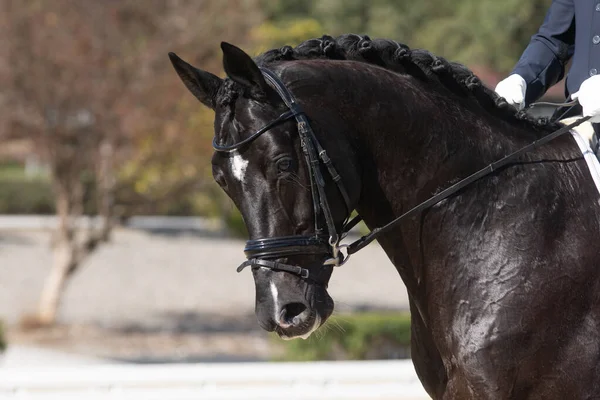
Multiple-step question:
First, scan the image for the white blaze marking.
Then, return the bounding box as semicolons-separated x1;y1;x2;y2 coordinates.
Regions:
270;281;280;323
230;151;248;182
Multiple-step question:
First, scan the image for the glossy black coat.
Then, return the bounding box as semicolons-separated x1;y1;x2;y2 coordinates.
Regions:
170;36;600;399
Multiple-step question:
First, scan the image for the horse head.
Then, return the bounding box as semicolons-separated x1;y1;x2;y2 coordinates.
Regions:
169;43;360;339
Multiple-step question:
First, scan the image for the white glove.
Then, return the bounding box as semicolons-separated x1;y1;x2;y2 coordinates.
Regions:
494;74;527;110
571;75;600;123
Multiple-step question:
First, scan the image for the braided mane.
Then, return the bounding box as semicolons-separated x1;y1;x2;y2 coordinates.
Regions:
253;34;561;134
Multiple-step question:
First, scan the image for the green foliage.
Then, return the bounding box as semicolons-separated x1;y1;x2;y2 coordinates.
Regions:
0;162;47;180
114;98;216;217
0;175;55;214
0;165;97;215
274;312;412;361
416;0;553;72
0;165;206;216
256;0;553;73
252;18;324;52
261;0;313;21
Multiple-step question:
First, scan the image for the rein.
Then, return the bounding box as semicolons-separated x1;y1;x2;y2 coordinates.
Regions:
216;67;590;280
346;113;591;255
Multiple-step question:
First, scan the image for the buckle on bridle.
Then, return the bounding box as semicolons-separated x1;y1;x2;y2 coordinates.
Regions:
324;236;351;267
300;268;310;279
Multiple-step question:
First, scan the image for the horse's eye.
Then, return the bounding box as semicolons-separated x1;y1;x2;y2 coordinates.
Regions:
276;157;295;173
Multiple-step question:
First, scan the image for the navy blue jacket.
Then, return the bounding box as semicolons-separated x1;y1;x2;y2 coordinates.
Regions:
512;0;600;105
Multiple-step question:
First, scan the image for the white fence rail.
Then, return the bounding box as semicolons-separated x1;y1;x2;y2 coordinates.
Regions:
0;360;430;400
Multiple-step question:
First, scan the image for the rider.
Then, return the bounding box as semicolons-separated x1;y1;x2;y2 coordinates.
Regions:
494;0;600;142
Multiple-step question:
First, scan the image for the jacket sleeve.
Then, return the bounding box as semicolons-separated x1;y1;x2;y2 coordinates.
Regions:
512;0;576;104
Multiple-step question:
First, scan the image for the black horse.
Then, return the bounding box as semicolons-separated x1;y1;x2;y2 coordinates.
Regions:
169;34;600;398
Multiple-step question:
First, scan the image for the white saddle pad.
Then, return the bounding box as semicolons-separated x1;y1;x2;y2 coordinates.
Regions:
560;116;600;195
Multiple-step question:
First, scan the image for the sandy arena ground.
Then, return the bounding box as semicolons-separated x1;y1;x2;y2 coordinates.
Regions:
1;227;409;362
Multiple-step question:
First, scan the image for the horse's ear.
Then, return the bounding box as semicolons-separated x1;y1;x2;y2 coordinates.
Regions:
168;52;222;110
221;42;270;96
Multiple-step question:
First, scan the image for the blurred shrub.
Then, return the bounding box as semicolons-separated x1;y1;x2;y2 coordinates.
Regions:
0;163;209;217
273;312;411;361
0;177;55;214
0;167;97;215
251;18;324;52
0;175;207;216
0;164;257;241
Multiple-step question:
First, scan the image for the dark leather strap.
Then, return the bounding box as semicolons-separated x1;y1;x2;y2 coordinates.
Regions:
212;109;297;152
304;124;352;215
237;258;310;279
342;214;363;234
244;235;330;259
261;68;347;243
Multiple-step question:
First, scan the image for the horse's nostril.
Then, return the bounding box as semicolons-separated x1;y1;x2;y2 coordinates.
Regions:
280;302;308;326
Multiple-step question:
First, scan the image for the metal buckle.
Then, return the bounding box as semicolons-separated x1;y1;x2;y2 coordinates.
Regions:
323;242;350;267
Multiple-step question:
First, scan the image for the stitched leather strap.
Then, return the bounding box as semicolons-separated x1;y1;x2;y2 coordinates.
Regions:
237;258;309;279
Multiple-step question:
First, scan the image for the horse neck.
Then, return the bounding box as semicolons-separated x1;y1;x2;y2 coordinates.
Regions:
301;62;539;288
332;65;526;220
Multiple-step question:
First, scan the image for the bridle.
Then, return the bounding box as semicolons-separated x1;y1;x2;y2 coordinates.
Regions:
213;67;591;283
213;67;355;282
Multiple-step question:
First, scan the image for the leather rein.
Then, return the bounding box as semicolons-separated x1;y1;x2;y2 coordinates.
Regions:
213;68;590;281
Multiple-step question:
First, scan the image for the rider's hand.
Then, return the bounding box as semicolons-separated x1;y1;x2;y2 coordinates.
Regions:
571;75;600;123
494;74;527;110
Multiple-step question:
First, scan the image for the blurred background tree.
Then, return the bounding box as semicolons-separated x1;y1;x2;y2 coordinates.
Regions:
0;0;261;326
